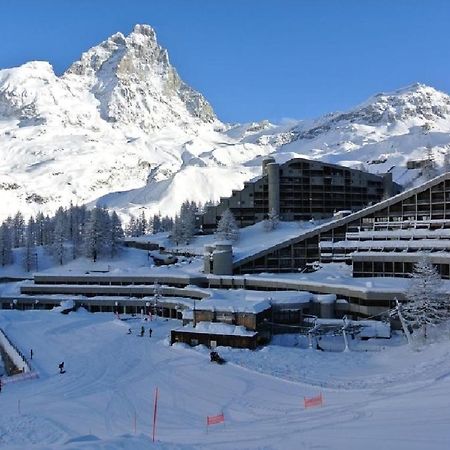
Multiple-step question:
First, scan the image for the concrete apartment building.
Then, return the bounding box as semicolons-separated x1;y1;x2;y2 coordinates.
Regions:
200;157;399;233
230;172;450;278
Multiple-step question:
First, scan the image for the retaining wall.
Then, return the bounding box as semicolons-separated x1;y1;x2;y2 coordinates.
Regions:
0;328;31;375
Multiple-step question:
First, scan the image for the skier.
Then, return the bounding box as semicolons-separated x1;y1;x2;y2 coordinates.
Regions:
0;378;2;393
127;328;132;335
316;338;324;352
210;351;225;364
58;362;65;374
149;328;153;338
140;326;145;337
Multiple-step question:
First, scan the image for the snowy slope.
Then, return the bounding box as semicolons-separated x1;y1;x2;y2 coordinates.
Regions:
1;310;450;449
0;24;450;221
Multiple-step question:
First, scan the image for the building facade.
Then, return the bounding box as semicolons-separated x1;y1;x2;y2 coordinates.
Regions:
232;172;450;279
200;157;399;233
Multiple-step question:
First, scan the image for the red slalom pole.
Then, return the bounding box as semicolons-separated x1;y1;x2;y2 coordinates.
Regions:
152;387;159;442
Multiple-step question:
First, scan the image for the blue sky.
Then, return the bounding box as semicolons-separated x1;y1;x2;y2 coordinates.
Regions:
1;0;449;123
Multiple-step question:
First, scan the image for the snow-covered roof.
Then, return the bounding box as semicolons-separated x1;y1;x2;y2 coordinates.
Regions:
321;239;450;250
346;227;450;240
174;322;257;337
352;251;450;260
195;294;271;314
269;291;313;305
127;220;327;261
193;289;314;313
312;294;337;304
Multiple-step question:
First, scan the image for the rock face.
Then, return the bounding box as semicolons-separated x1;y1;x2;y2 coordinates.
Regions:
0;24;449;222
64;24;216;129
290;84;450;141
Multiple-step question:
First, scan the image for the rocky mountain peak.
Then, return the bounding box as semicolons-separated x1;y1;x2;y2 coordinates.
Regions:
63;24;216;129
289;84;450;142
357;83;450;124
65;24;167;77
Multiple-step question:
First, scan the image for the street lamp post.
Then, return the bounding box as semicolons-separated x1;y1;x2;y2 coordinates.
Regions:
153;281;161;319
193;300;197;327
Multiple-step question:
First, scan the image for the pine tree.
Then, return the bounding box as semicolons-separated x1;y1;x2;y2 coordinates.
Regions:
42;215;54;246
161;216;174;232
52;209;66;265
126;216;138;237
422;145;437;180
109;211;124;258
170;215;183;246
12;211;25;248
23;221;37;272
444;148;450;173
26;216;38;245
152;214;161;234
146;215;153;236
263;208;280;232
70;205;87;259
35;212;46;246
0;222;13;266
402;255;449;339
216;209;239;241
179;200;197;244
84;207;109;262
137;211;148;236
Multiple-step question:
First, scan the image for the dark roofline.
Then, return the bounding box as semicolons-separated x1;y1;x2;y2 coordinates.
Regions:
278;156;379;177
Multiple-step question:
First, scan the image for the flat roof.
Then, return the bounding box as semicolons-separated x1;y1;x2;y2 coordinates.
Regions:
173;322;257;337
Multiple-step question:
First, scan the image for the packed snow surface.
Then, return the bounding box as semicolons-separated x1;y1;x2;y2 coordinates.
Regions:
175;321;257;337
0;310;450;449
132;219;326;261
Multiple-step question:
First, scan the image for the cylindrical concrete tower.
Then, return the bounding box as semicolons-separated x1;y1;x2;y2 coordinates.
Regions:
267;162;280;216
203;245;215;274
382;172;394;198
313;294;336;319
262;157;276;175
212;242;233;275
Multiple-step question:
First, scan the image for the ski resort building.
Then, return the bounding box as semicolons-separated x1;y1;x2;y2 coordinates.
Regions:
228;172;450;278
171;323;259;350
200;157;400;233
3;174;450;349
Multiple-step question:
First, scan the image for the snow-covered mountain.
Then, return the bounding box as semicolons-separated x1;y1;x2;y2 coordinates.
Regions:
0;24;449;221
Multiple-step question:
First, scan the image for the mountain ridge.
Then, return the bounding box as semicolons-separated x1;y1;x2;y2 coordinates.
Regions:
0;24;449;221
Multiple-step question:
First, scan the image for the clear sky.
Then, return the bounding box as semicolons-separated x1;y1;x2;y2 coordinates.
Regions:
1;0;449;123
